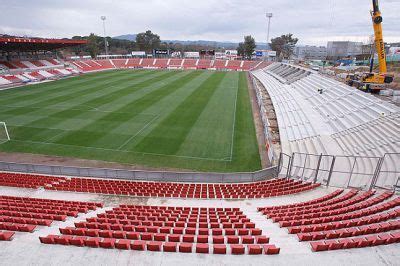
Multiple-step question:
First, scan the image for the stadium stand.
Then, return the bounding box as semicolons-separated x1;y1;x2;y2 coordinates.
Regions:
0;195;103;240
68;59;268;72
251;63;400;187
257;189;400;252
39;205;280;255
0;172;65;188
46;176;319;199
0;172;319;199
252;63;400;154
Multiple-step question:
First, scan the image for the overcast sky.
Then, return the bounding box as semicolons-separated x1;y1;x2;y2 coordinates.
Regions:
1;0;399;46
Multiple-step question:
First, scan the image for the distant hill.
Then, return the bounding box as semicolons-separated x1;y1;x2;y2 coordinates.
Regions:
113;34;268;49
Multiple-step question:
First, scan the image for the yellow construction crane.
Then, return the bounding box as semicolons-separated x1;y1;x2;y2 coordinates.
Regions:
346;0;394;92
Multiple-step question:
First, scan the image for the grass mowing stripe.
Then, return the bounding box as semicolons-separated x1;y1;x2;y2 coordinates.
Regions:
16;71;180;136
0;70;155;108
230;72;261;170
54;71;202;148
134;71;227;155
0;70;134;103
175;72;239;160
3;70;168;122
0;70;262;172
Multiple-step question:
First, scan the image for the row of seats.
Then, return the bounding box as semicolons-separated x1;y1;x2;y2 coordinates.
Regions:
266;63;311;84
0;68;79;86
258;189;400;252
0;172;65;188
0;195;103;240
71;59;270;72
39;205;280;255
310;231;400;252
47;177;320;198
0;59;61;70
39;235;280;254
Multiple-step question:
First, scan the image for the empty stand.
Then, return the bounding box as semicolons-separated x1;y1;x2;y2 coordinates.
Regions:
258;189;400;252
47;177;319;199
0;172;65;189
39;205;279;255
0;195;103;240
251;63;400;185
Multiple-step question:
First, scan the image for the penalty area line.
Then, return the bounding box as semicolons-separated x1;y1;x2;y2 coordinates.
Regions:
7;139;231;162
117;115;160;150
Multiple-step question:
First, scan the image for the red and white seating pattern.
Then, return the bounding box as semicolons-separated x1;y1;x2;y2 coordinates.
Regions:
39;205;280;255
70;59;271;72
258;189;400;252
0;60;61;70
0;172;65;189
0;195;103;241
47;178;319;199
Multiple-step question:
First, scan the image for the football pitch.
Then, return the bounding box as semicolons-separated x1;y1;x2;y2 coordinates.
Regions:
0;69;261;172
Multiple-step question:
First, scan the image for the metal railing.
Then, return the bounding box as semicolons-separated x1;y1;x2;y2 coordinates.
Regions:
0;161;278;183
0;151;398;188
279;152;399;191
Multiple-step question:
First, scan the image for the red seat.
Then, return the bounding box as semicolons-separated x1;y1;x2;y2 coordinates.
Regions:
115;239;130;249
147;241;162;251
263;244;280;255
0;231;14;241
179;243;192;253
231;244;245;254
213;244;227;254
196;243;209;253
99;238;116;248
213;235;225;244
163;242;177;252
130;240;145;250
248;244;263;255
310;241;329;252
84;237;100;248
197;235;208;243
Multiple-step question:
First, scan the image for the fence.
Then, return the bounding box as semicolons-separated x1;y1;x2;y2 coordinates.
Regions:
278;152;400;191
0;161;278;183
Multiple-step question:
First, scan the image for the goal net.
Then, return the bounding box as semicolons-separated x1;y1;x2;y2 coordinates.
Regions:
0;122;10;144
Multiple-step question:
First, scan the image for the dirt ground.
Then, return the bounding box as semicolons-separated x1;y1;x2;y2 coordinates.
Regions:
246;73;271;168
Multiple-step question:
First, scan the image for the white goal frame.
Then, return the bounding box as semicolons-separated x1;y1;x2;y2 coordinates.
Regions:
0;122;10;143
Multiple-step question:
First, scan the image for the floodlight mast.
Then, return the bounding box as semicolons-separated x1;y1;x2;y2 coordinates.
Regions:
101;16;109;59
266;12;273;46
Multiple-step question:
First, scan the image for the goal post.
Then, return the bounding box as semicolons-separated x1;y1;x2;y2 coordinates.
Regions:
0;122;10;143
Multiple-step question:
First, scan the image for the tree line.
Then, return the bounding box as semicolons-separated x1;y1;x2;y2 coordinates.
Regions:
62;30;299;60
237;34;298;60
64;30;233;58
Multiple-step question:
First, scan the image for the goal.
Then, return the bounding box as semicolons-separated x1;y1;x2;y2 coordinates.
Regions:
0;122;10;144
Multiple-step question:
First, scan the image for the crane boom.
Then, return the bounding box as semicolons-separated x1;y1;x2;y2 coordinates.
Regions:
371;0;387;74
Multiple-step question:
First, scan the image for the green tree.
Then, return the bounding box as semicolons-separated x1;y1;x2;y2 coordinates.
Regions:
237;42;245;58
87;33;100;58
237;35;256;60
270;34;298;59
136;30;161;53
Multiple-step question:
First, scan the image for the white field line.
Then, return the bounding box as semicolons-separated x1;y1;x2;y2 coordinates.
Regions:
43;130;69;143
229;84;239;161
0;104;156;117
6;139;231;162
117;115;160;150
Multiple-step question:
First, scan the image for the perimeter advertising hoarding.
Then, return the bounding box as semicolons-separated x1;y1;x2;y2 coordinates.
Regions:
184;52;200;58
153;49;169;55
132;51;146;56
200;50;215;56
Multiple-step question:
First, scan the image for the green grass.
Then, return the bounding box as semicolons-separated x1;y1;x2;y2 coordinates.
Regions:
0;69;261;172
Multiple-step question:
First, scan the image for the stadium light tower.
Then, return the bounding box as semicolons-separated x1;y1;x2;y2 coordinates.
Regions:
101;16;108;59
266;12;273;46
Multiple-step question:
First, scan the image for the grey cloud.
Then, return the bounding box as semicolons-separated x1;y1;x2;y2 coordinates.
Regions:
0;0;399;45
